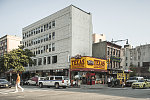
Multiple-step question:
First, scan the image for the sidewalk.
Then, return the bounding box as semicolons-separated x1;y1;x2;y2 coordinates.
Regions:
80;84;108;89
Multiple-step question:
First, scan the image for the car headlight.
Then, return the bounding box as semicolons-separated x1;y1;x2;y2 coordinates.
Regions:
139;83;143;85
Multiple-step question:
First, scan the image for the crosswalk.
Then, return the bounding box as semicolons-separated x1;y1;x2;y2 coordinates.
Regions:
0;87;52;95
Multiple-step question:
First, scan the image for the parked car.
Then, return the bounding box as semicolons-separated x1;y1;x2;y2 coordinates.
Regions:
38;76;70;89
132;80;150;89
26;77;46;86
0;79;11;88
126;77;144;87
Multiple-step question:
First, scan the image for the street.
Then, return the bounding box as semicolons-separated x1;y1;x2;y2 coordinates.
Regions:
0;85;150;100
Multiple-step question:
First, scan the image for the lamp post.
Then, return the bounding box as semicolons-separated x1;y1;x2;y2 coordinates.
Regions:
110;39;129;83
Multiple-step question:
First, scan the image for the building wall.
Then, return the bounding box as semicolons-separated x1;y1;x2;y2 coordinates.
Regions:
7;35;22;52
92;42;106;58
92;33;106;43
22;5;93;72
71;6;92;56
0;35;21;56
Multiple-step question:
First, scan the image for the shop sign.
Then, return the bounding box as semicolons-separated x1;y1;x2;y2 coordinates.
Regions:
71;56;107;70
87;60;94;65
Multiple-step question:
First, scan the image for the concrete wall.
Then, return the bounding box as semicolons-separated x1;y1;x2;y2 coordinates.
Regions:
22;5;93;71
92;42;106;58
7;35;22;52
92;33;106;43
71;6;92;57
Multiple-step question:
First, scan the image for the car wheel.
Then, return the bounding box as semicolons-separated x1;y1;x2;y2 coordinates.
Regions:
55;83;59;89
39;83;43;88
132;86;135;89
28;82;30;86
143;84;146;89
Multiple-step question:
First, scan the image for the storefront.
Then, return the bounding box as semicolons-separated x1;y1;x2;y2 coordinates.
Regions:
70;56;107;85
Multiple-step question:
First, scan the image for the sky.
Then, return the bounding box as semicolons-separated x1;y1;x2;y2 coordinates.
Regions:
0;0;150;47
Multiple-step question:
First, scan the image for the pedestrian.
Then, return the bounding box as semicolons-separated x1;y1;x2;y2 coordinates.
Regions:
15;73;24;92
107;76;111;87
122;77;125;88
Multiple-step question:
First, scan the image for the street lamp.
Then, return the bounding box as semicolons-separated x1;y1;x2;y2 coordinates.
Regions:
111;39;128;44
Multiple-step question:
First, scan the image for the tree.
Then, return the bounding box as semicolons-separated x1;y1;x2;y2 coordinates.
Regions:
0;45;34;73
129;65;137;77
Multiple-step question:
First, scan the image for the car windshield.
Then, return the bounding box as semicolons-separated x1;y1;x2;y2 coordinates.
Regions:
129;77;136;80
138;80;144;82
64;76;69;80
0;79;8;82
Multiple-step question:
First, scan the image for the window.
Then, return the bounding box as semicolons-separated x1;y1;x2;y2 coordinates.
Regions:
44;35;46;42
126;63;128;66
38;47;40;54
55;77;62;80
34;59;37;66
47;56;51;64
52;32;55;39
36;28;38;34
46;45;48;52
41;26;43;32
41;46;43;54
49;44;51;52
44;57;46;65
44;46;46;52
107;47;109;56
52;43;55;51
52;20;55;27
49;22;51;29
33;29;36;35
50;77;54;80
49;33;51;40
38;27;40;33
46;34;48;41
113;49;115;56
52;55;57;64
38;58;42;65
46;23;48;30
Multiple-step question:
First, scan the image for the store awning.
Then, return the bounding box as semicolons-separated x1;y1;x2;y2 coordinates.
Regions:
71;68;107;72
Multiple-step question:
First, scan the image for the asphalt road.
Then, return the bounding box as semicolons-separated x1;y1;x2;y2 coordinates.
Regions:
0;85;150;100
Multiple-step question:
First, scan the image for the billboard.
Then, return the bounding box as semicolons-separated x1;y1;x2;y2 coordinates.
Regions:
71;56;107;71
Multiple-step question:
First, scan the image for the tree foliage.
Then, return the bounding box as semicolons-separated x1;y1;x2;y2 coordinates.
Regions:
129;65;137;77
0;45;34;73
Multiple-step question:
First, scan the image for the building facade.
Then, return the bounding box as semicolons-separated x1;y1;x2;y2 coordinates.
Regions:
22;5;93;77
129;44;150;77
0;35;22;57
92;33;106;43
92;41;122;78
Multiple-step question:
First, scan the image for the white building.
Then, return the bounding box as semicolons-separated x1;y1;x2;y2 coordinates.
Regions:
22;5;93;76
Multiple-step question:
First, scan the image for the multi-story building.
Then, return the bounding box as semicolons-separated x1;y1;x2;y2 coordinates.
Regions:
92;41;122;78
0;35;22;77
22;5;93;77
0;35;22;57
92;33;106;43
120;44;132;70
129;44;150;77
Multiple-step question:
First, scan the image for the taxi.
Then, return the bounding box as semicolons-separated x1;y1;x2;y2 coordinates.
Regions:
131;80;150;89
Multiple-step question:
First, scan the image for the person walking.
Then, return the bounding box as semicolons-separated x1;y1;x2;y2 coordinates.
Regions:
107;76;111;87
15;73;24;92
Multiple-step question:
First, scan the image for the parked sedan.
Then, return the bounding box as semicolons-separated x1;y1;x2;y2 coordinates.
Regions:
0;79;11;88
132;80;150;89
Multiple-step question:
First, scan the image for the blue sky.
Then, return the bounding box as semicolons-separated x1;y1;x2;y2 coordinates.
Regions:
0;0;150;47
